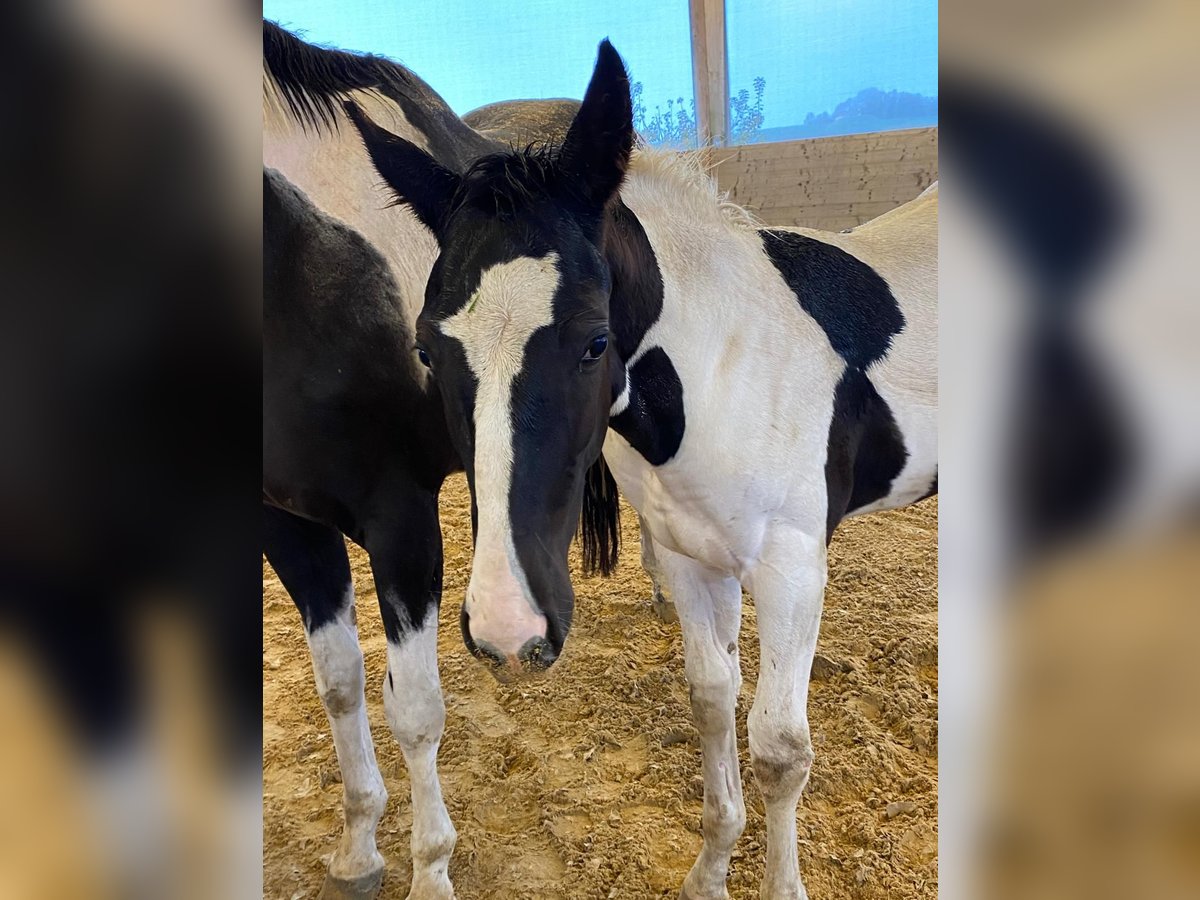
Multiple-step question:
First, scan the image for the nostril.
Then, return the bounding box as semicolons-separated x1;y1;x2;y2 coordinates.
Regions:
471;639;506;668
459;604;477;653
518;636;557;670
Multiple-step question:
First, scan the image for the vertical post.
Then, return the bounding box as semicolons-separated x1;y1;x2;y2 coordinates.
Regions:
689;0;729;146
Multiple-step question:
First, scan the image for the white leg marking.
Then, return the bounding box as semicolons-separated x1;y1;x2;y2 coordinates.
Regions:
305;598;388;885
383;609;455;899
746;528;826;900
86;737;263;900
657;545;745;899
440;254;559;657
84;736;174;898
227;767;266;900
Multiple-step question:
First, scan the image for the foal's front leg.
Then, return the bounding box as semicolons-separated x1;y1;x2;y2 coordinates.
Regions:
371;508;456;900
379;611;455;899
746;528;827;900
655;541;745;899
264;507;388;900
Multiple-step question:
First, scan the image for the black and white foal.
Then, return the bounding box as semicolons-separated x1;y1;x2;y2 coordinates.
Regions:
348;41;936;899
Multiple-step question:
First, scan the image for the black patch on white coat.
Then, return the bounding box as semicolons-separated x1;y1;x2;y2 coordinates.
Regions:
823;371;909;541
610;348;685;465
759;230;905;369
604;200;664;362
759;230;909;537
600;200;686;466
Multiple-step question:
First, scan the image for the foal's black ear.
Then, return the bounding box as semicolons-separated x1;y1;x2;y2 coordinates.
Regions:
557;40;634;211
343;101;461;237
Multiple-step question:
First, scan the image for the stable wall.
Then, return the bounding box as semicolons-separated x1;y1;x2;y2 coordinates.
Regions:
710;126;938;231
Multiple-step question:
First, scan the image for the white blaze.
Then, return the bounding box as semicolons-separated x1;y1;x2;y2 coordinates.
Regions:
440;253;561;656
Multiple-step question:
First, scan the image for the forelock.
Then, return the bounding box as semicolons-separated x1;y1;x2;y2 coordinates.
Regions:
452;145;561;218
448;143;607;228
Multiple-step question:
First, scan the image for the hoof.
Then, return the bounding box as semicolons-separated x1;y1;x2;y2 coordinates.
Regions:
678;887;729;900
651;591;678;623
318;868;384;900
759;881;809;900
678;874;729;900
406;874;455;900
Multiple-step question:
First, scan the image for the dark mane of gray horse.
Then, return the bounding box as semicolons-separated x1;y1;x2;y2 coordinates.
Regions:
265;20;587;166
263;19;494;167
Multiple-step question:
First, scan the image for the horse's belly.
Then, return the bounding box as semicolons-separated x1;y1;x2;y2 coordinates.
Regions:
848;391;937;517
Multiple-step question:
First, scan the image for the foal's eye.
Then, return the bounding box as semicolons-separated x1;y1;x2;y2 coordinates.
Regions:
583;334;609;362
416;347;432;369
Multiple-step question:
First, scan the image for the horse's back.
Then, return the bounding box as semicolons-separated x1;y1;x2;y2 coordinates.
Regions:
787;184;937;288
463;99;581;146
850;183;938;280
781;187;939;518
845;187;938;513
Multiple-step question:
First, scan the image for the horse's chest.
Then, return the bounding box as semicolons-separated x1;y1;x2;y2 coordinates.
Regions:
604;433;773;576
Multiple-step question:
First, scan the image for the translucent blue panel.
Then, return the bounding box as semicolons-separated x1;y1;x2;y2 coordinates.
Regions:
726;0;938;144
264;1;697;146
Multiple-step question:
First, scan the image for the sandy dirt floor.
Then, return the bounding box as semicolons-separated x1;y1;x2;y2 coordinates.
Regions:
264;476;937;899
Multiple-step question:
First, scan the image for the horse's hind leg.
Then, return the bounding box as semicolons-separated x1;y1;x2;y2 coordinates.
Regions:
264;506;387;900
639;517;678;622
367;488;455;900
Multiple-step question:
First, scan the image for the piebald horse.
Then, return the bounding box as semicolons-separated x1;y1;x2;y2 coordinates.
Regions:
346;41;937;899
263;21;615;900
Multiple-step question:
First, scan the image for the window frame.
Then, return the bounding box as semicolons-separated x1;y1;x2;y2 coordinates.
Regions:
695;1;937;147
688;0;730;146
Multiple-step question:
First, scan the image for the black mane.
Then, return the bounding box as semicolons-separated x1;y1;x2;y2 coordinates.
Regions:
264;20;431;132
264;20;499;167
449;138;639;225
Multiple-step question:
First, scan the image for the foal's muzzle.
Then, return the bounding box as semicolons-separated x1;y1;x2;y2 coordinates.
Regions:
460;605;560;682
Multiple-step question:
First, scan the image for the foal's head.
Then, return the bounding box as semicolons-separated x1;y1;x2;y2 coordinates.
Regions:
347;41;634;680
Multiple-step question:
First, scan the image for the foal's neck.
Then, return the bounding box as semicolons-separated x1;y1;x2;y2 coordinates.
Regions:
602;199;666;362
604;159;772;362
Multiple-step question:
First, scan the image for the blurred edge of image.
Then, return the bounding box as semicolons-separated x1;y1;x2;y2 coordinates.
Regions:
0;2;260;899
941;2;1200;899
0;1;1196;899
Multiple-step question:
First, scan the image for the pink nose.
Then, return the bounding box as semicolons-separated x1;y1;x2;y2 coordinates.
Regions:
460;602;555;680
